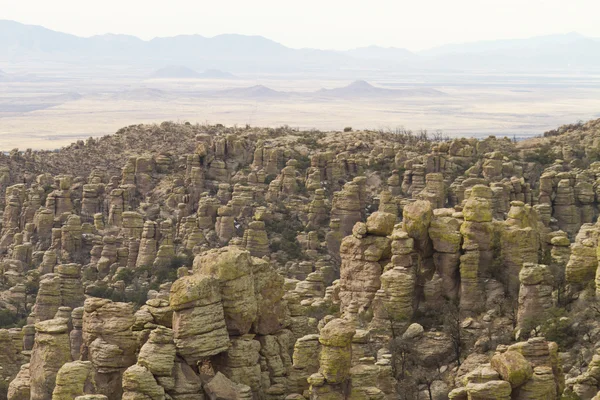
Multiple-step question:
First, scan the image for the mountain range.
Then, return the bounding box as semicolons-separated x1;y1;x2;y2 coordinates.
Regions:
1;20;600;72
114;80;448;101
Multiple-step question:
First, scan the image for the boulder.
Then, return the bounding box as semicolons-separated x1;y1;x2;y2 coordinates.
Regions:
490;350;533;388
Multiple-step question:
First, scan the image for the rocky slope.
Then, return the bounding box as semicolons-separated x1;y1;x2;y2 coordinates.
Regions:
1;119;600;399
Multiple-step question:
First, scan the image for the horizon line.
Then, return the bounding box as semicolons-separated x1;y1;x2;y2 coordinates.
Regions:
1;19;597;54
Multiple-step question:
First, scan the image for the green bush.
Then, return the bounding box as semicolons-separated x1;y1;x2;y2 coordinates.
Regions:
541;307;576;349
86;283;149;308
114;268;135;285
153;254;193;282
266;216;304;260
524;144;558;165
294;154;311;172
25;279;39;297
86;284;111;299
0;309;19;328
264;174;277;185
0;379;9;400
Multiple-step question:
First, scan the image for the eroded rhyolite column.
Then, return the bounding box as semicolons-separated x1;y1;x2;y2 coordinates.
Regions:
29;318;72;400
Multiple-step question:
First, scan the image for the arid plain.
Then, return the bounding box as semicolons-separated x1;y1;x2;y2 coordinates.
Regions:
2;63;600;149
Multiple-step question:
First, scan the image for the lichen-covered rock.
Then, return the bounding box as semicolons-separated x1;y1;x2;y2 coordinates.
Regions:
135;221;158;268
517;263;553;330
70;307;84;360
348;360;385;400
512;366;557;400
490;350;533;388
170;274;229;364
56;263;85;309
193;246;257;335
338;223;391;318
553;178;580;237
7;364;31;400
32;274;61;323
215;205;236;244
121;364;165;400
461;185;495;282
241;220;269;258
508;337;564;395
82;298;137;400
402;200;433;254
252;257;288;335
318;318;355;384
331;182;363;237
465;380;511;400
51;361;95;400
169;360;203;400
501;202;540;294
289;334;321;394
369;228;416;336
429;209;462;299
416;172;446;209
463;185;494;223
204;372;252;400
258;331;293;393
121;212;144;240
566;223;600;285
29;318;72;400
137;326;176;377
0;328;20;386
365;212;395;237
307;189;329;230
459;250;482;314
307;372;345;400
212;337;262;398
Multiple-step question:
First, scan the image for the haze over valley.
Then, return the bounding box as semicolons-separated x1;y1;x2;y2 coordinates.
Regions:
2;20;600;149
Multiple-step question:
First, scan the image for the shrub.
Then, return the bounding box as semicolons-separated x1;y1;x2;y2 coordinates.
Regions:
266;216;304;260
0;379;9;400
541;307;576;349
524;144;558;165
264;174;277;185
295;154;311;172
344;127;353;132
153;254;193;283
25;278;39;297
86;284;112;299
0;309;19;328
114;268;136;285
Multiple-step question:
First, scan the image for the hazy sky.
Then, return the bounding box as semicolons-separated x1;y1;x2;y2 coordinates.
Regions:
3;0;600;51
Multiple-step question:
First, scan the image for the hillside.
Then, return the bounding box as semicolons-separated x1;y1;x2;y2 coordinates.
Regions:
2;119;600;399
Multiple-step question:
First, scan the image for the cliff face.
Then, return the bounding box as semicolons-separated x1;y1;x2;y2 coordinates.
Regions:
2;119;600;399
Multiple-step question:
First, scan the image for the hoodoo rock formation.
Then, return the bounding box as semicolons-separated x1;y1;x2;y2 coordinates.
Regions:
2;119;600;399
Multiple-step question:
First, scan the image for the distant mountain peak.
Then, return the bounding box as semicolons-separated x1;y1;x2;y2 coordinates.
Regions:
247;85;277;92
347;80;374;89
215;84;286;99
150;65;200;79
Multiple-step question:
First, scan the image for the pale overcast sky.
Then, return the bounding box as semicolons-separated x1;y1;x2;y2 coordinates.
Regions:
3;0;599;51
